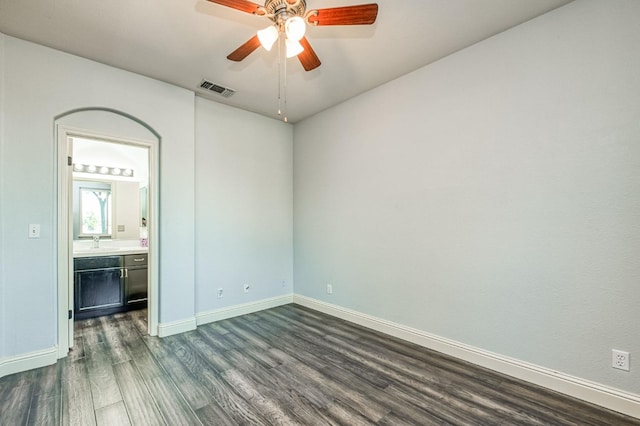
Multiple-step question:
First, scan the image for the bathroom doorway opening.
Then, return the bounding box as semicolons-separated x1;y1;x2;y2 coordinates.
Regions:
57;125;159;358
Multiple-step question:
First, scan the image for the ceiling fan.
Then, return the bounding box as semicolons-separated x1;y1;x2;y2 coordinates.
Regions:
207;0;379;71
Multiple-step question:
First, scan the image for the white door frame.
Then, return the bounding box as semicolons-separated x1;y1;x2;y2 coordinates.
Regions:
56;125;159;358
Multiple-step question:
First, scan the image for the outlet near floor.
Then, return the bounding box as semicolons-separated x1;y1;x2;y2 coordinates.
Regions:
243;283;250;293
217;288;224;298
326;284;333;294
612;349;630;371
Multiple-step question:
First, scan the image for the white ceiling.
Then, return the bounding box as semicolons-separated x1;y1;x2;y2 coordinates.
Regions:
0;0;572;123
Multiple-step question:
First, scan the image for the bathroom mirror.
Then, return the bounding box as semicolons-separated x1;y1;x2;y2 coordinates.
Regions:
73;178;142;240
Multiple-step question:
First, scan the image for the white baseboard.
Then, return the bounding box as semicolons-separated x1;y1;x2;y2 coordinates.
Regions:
0;346;58;379
158;316;197;338
293;294;640;419
196;294;293;326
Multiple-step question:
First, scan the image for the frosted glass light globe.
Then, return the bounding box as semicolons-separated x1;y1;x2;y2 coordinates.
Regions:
286;39;304;58
257;25;279;51
285;16;306;42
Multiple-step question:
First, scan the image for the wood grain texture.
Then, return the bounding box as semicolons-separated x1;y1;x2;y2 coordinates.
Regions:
298;37;321;71
1;305;639;425
206;0;262;15
112;361;165;426
85;346;123;410
226;35;261;62
143;375;202;425
61;359;96;426
308;4;379;26
95;401;130;426
27;392;61;426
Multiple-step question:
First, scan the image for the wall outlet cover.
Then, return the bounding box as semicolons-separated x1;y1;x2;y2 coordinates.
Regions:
612;349;630;371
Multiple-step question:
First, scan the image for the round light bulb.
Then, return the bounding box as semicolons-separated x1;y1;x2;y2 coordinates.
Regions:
285;16;306;42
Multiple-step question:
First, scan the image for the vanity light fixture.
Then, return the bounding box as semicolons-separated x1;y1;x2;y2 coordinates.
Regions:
73;163;134;178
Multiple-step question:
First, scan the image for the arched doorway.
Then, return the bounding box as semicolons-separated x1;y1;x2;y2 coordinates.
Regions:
55;108;160;357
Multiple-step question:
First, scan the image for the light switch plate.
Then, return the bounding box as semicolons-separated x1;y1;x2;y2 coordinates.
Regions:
29;224;41;239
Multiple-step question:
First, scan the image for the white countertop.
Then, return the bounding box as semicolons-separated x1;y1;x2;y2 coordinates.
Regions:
73;247;148;258
73;240;148;258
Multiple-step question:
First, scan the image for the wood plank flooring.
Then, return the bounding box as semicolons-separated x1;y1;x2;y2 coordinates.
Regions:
1;304;639;425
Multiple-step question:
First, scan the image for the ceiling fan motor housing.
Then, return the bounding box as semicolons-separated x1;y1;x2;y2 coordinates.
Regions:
262;0;307;23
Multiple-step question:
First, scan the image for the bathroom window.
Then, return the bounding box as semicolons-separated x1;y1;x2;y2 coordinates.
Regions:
79;185;113;236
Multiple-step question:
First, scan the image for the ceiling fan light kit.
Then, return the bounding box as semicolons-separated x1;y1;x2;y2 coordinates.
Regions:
285;38;304;58
257;25;279;51
285;16;306;41
207;0;378;120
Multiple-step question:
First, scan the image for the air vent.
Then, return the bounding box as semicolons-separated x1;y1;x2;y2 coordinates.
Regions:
199;79;236;98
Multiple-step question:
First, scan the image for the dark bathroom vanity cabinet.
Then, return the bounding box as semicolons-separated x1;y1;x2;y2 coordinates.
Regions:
74;253;148;320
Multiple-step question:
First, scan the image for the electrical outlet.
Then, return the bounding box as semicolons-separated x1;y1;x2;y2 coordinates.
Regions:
243;283;250;293
612;349;630;371
217;288;224;299
326;284;333;294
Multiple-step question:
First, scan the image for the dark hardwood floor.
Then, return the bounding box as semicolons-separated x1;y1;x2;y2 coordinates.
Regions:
1;304;638;425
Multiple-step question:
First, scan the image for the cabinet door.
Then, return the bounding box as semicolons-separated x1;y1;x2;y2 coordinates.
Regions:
76;268;123;311
126;268;148;304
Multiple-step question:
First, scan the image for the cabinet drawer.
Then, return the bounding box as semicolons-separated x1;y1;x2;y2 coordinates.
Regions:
124;254;148;267
74;255;122;270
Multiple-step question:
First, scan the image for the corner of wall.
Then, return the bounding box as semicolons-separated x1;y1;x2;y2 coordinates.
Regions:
157;316;197;338
0;31;6;360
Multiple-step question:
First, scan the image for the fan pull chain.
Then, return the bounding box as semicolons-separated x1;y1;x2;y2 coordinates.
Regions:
283;39;288;123
274;33;289;123
277;34;282;118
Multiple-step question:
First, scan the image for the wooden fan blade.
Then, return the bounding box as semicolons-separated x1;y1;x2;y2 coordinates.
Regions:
308;4;378;26
227;35;261;61
298;37;321;71
206;0;262;14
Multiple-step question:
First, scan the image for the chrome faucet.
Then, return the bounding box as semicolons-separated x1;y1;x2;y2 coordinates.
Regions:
93;235;100;248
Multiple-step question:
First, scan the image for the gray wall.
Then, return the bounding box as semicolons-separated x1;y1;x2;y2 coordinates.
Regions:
195;98;293;312
0;33;5;360
0;34;293;360
293;0;640;394
0;34;196;357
